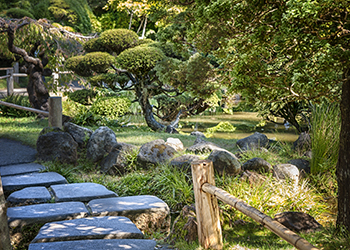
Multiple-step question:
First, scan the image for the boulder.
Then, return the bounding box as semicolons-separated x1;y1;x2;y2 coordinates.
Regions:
39;127;62;136
167;204;197;244
190;131;206;138
186;141;222;155
274;212;322;233
64;122;93;149
236;132;269;151
86;126;118;163
166;138;184;151
100;143;137;175
193;136;206;145
293;132;311;153
170;154;201;173
242;157;272;173
273;164;299;185
288;159;310;175
137;139;177;167
207;150;241;175
36;131;78;164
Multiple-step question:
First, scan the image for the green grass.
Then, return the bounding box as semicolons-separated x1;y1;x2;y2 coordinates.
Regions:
0;115;343;250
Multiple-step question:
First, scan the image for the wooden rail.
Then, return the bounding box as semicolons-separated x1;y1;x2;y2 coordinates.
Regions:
191;160;319;250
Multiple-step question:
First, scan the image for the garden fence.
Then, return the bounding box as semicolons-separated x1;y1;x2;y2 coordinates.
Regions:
190;160;319;250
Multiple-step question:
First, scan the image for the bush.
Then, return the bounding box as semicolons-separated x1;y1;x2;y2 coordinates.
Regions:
68;89;96;105
117;46;165;75
84;29;139;55
90;96;131;120
65;55;91;77
0;94;36;117
6;8;35;19
83;52;115;73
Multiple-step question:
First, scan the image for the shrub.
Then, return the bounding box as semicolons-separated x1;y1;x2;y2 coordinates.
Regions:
68;89;96;105
0;94;36;117
205;121;236;137
84;52;115;73
6;8;35;19
117;46;165;75
65;55;91;77
90;96;131;120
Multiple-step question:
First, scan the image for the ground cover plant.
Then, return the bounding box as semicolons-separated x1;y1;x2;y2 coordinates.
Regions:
0;111;346;250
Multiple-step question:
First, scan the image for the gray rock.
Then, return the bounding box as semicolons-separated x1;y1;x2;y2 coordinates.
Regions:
273;164;299;185
39;127;62;136
100;143;137;174
304;151;312;159
2;172;68;192
165;125;179;134
170;154;201;173
239;170;266;185
7;201;89;227
288;159;310;174
0;163;45;177
36;131;78;164
87;126;118;162
0;138;36;166
51;183;117;202
293;132;311;153
207;150;241;175
29;239;157;250
88;195;170;234
193;136;206;145
64;122;93;149
137;139;176;167
242;157;272;173
236;132;269;151
274;212;322;233
32;216;143;243
190;131;206;138
165;138;184;151
186;141;222;155
7;187;51;205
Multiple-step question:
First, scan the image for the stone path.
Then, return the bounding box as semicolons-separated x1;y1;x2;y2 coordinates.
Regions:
0;138;171;249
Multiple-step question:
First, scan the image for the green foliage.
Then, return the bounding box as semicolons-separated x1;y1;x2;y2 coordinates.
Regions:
310;101;340;174
0;94;36;117
65;56;90;76
5;8;35;18
90;96;131;120
84;52;115;73
205;121;236;137
68;89;97;105
117;45;165;75
84;29;139;54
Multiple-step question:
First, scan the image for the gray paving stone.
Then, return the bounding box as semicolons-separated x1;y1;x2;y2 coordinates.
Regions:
7;201;89;227
51;182;117;202
0;163;46;176
7;186;52;205
2;172;68;192
28;239;157;250
0;138;36;166
32;216;144;243
88;195;169;216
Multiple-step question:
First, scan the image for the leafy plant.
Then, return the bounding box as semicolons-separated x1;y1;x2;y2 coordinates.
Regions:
68;89;97;105
205;121;236;137
310;101;340;174
90;96;131;120
0;94;36;117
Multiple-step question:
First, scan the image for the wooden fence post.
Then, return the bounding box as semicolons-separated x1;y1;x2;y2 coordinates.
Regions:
6;68;13;96
0;175;12;250
49;96;62;129
191;160;223;249
13;62;19;84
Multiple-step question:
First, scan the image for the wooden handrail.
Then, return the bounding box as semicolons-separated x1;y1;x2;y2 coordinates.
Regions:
0;100;49;116
191;160;319;250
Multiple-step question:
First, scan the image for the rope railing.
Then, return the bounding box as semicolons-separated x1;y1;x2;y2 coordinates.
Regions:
191;160;319;250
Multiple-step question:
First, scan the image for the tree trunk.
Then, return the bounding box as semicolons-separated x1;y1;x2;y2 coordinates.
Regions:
0;175;12;250
27;65;50;113
128;11;133;30
135;84;165;132
141;16;147;39
336;68;350;231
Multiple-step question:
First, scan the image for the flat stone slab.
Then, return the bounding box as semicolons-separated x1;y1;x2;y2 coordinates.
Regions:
2;172;68;192
32;216;144;243
0;163;46;176
29;239;157;250
51;183;117;202
0;138;36;166
7;186;52;205
88;195;169;216
7;201;89;227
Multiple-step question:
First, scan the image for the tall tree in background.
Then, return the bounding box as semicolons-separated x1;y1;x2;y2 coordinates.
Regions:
159;0;350;230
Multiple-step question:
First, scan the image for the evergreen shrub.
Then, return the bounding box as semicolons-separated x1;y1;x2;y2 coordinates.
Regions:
90;96;131;120
68;89;96;105
6;8;35;19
